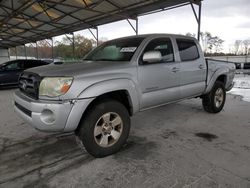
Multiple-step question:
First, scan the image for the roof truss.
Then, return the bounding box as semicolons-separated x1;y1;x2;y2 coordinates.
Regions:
0;0;202;48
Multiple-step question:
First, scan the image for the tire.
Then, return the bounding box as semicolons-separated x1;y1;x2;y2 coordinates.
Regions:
76;100;131;158
202;81;226;113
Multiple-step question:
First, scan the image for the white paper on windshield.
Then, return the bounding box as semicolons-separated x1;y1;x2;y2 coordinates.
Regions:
120;47;137;52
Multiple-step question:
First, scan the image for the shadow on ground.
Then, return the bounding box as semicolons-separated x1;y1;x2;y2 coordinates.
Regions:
0;133;92;187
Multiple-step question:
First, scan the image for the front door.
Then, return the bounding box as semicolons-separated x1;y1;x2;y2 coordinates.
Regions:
138;37;181;109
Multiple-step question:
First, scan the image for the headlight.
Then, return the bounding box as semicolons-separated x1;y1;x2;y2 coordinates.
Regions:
39;77;73;97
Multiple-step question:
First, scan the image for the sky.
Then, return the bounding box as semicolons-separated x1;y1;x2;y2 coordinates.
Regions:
55;0;250;53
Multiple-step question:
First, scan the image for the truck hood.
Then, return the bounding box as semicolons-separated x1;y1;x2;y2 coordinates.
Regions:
27;61;130;77
30;60;137;101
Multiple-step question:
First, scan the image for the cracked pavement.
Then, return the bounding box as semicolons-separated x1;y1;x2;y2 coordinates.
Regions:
0;88;250;188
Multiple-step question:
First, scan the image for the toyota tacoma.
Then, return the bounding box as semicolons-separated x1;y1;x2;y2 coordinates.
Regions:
14;34;235;157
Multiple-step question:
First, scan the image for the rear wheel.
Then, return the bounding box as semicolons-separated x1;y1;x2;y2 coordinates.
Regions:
76;100;130;158
202;81;226;113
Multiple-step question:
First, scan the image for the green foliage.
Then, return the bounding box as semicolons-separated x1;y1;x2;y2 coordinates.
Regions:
54;34;95;59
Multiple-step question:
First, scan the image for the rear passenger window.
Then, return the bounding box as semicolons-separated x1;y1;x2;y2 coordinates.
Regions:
176;39;199;61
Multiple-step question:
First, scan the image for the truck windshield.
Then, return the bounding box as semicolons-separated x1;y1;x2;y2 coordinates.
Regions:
84;37;144;62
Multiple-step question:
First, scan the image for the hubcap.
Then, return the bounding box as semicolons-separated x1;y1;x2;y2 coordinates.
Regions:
214;88;224;108
94;112;123;148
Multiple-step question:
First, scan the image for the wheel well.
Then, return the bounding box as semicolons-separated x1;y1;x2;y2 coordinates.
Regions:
85;90;133;116
75;90;133;135
96;90;132;114
217;75;227;85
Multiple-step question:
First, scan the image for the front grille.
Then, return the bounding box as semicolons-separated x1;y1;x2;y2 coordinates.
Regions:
19;72;41;99
15;102;32;117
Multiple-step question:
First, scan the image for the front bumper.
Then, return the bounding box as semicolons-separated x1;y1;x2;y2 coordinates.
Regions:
14;90;93;132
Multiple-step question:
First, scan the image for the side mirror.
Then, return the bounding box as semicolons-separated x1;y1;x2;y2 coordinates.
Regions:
142;51;162;64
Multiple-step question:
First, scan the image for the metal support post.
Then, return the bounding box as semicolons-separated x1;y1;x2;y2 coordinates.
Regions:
72;33;75;58
96;27;99;45
15;46;17;59
24;44;27;59
51;38;54;60
190;2;202;41
126;18;138;35
88;27;99;46
8;48;10;60
197;2;202;42
36;41;39;59
136;17;138;35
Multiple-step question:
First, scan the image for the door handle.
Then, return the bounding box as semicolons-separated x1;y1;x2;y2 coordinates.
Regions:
172;67;180;73
199;64;205;69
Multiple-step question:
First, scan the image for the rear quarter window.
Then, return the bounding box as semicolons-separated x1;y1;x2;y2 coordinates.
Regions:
176;39;199;61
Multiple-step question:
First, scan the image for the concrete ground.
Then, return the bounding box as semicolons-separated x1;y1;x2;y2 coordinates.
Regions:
0;88;250;188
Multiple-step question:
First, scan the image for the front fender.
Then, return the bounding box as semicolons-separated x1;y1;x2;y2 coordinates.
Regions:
77;78;140;114
63;78;140;132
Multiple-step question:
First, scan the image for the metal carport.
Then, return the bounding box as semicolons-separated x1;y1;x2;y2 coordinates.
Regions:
0;0;202;60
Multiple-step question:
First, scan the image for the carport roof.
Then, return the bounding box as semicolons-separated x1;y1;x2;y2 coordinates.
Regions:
0;0;201;48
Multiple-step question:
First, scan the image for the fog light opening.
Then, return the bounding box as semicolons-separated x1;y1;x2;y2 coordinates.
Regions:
41;109;55;124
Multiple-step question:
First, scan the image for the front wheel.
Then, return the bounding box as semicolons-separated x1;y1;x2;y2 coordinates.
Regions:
202;81;226;113
76;100;131;158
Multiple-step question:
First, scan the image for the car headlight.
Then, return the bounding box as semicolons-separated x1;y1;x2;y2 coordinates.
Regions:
39;77;73;97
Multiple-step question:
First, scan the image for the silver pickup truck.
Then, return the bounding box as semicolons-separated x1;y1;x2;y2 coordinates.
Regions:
14;34;235;157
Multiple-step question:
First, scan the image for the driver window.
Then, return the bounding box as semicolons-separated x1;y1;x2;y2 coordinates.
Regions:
141;38;174;64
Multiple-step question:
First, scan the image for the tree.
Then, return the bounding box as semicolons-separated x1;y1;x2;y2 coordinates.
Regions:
200;32;212;53
37;40;52;58
212;36;224;53
242;40;250;55
200;32;224;54
234;40;242;55
54;34;95;59
73;34;95;58
185;32;196;38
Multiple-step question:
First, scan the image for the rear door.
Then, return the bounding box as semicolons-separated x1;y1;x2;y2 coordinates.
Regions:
137;37;181;109
175;38;206;98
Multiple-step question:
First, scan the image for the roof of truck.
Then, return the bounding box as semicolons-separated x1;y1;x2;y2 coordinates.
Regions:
106;33;197;41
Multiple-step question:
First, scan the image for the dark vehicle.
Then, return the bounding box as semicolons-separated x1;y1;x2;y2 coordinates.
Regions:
243;63;250;69
234;63;241;69
0;59;49;86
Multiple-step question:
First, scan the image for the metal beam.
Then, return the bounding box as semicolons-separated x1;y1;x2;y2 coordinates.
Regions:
0;0;202;48
51;38;54;60
8;48;10;60
189;2;202;41
139;2;190;16
24;45;27;59
190;3;198;23
197;2;202;42
136;17;138;35
15;46;17;59
36;41;38;59
126;18;138;35
96;27;99;45
88;27;99;45
72;33;75;58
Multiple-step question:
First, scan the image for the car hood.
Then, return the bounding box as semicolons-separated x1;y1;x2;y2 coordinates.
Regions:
26;61;131;77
